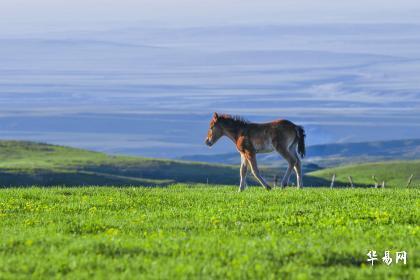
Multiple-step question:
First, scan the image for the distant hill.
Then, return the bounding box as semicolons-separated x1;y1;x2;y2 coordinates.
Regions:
179;139;420;168
0;141;241;187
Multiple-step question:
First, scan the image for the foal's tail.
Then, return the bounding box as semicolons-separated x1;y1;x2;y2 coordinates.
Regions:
295;125;306;158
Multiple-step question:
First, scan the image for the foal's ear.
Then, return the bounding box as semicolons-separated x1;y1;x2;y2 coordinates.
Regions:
213;112;219;120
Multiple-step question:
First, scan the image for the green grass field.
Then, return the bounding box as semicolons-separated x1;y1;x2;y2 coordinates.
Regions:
0;186;418;279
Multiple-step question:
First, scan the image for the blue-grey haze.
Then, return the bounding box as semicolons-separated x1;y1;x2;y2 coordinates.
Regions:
0;23;419;157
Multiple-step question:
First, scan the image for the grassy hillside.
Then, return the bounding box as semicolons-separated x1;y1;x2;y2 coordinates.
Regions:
0;140;314;188
308;160;420;188
1;140;419;188
0;186;418;279
0;141;241;187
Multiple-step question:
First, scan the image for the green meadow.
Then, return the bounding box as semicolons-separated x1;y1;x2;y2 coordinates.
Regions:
0;186;418;279
0;140;419;279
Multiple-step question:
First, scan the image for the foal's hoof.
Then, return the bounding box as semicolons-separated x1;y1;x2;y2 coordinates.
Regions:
266;186;272;191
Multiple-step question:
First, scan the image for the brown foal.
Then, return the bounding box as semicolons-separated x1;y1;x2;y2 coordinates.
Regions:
205;113;306;191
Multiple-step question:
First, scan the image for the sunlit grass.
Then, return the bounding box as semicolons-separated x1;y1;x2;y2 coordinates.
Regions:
0;186;418;279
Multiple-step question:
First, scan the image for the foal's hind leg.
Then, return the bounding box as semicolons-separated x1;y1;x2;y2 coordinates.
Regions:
247;154;271;191
293;152;303;188
276;146;297;188
281;162;294;188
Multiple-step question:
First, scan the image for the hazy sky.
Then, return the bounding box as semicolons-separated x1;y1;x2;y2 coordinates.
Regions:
1;1;420;157
1;0;420;34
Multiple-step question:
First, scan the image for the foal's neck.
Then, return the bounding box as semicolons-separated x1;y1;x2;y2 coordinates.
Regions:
222;123;246;143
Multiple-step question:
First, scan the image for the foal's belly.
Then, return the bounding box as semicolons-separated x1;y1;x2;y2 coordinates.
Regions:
252;138;275;153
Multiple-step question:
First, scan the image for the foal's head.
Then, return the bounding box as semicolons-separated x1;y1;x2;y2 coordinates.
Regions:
205;112;224;147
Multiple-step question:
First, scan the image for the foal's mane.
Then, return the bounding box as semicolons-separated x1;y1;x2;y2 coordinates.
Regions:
218;114;250;128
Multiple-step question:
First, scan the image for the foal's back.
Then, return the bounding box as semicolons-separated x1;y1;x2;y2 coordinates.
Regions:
246;119;299;153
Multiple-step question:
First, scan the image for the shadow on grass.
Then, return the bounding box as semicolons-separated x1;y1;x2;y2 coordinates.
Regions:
320;256;365;267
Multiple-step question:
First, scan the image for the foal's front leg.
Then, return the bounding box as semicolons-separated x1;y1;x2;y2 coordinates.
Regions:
239;162;248;192
247;154;272;191
239;156;248;192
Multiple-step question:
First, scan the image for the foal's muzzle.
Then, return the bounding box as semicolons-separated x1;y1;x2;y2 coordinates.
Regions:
205;139;213;147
